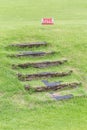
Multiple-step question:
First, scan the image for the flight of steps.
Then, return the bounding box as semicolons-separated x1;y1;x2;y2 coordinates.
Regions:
8;41;82;100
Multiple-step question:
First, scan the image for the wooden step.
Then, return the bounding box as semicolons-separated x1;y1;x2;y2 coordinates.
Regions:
17;70;73;81
25;82;81;92
12;59;67;69
10;42;47;48
11;51;54;57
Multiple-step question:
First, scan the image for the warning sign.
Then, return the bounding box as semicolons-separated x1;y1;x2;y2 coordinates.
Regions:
41;18;54;25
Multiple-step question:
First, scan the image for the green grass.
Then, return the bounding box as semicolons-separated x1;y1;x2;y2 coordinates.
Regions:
0;0;87;130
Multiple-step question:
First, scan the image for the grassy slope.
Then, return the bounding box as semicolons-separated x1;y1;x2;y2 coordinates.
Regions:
0;0;87;130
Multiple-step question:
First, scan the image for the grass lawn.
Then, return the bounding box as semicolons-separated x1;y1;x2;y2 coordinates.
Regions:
0;0;87;130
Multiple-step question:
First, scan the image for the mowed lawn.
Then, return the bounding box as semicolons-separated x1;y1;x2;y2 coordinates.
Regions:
0;0;87;130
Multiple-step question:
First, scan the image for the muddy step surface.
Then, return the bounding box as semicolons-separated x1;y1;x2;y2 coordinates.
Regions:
42;80;62;87
10;42;47;48
51;94;86;100
25;82;80;92
11;51;54;57
18;70;73;81
12;59;67;69
52;94;74;100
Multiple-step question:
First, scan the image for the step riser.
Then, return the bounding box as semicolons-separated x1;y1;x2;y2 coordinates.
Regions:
18;70;72;81
25;82;80;92
11;52;54;57
12;60;67;69
10;42;47;48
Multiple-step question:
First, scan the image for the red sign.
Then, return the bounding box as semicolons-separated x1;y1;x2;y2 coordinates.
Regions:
41;18;54;25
